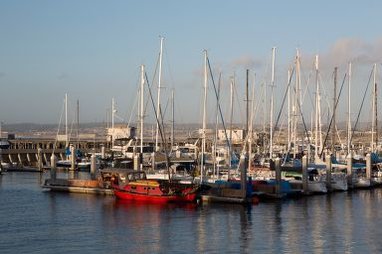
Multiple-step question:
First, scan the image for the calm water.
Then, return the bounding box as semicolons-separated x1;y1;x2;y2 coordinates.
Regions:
1;172;382;253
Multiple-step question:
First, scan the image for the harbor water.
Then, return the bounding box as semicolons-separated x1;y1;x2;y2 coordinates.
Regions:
1;172;382;253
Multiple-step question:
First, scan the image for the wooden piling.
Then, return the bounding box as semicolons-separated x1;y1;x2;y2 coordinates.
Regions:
90;154;96;179
325;155;332;191
302;155;308;194
70;145;75;171
366;153;371;180
275;158;281;195
101;146;105;159
346;154;353;188
50;154;56;181
37;148;42;172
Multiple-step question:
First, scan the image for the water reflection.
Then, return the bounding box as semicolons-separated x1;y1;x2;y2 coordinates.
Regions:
4;172;382;253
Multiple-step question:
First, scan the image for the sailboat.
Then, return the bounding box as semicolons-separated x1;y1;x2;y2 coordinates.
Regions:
112;63;200;203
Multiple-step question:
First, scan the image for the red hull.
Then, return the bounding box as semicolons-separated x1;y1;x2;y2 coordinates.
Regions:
113;187;197;203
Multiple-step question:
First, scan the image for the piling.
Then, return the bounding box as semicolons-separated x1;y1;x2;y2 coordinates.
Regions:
346;154;353;188
302;155;308;194
90;154;96;179
325;155;332;191
133;154;139;170
366;153;371;180
240;153;247;198
17;153;22;165
70;145;75;171
151;152;156;171
37;148;42;172
50;154;56;181
274;158;281;196
0;148;2;165
101;146;105;159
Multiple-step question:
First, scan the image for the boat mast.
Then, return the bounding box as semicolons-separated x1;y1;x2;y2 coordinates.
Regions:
171;89;175;150
347;62;352;155
293;50;300;159
229;75;234;170
241;69;249;198
314;55;319;162
332;67;338;155
111;97;115;147
201;50;208;183
213;73;222;178
287;69;291;154
65;93;68;149
249;72;256;171
155;36;164;152
372;63;378;152
76;99;80;145
269;47;276;159
140;65;145;170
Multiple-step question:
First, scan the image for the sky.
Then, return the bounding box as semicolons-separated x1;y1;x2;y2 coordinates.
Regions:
0;0;381;127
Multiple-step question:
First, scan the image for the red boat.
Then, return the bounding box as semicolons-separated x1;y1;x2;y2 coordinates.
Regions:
111;170;199;203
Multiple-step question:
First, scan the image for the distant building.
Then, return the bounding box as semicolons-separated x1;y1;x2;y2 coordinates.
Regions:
218;129;246;143
107;126;136;142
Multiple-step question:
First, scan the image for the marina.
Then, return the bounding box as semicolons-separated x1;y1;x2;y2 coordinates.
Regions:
2;1;382;252
2;171;382;253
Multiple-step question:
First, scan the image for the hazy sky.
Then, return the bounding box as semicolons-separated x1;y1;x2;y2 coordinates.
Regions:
0;0;381;126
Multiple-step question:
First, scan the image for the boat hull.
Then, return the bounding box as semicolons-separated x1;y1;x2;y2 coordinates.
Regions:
113;187;197;203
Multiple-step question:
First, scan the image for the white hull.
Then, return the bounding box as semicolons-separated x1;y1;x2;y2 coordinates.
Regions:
330;173;348;191
353;177;371;188
308;181;327;193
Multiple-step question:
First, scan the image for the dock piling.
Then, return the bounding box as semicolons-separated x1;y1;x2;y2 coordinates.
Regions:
70;145;75;171
346;154;353;188
302;155;308;194
325;155;332;191
90;154;96;179
275;158;281;195
366;153;371;180
37;148;42;172
50;154;56;181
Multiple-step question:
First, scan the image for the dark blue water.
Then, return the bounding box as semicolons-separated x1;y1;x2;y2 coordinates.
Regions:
1;172;382;253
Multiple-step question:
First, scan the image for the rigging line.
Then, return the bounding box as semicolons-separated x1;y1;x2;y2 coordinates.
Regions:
206;57;232;159
126;68;140;127
232;75;244;129
349;67;374;152
144;72;172;181
319;72;348;158
273;67;295;133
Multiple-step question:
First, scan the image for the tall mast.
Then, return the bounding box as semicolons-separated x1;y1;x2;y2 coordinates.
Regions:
76;99;80;139
375;64;378;152
229;76;234;169
140;65;145;167
155;36;164;152
111;97;115;147
269;47;276;159
314;55;319;161
249;72;256;171
201;50;208;183
213;73;222;177
65;93;68;148
347;62;352;155
171;89;175;150
372;63;378;152
332;67;338;154
293;50;301;159
287;69;291;153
